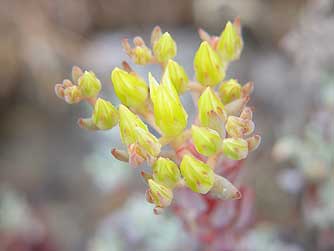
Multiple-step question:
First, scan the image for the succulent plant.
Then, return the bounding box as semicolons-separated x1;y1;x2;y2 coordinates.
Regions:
54;19;260;215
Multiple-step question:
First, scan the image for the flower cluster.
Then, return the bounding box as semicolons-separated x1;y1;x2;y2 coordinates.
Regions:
54;18;260;214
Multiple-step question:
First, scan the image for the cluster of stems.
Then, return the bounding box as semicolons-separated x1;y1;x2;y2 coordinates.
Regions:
54;18;260;214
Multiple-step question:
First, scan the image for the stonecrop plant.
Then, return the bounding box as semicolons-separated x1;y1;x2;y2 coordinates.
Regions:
55;18;261;214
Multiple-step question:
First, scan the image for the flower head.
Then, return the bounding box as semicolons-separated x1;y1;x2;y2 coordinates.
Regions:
54;21;261;215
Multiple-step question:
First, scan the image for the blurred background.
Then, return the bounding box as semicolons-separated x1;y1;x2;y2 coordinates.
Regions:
0;0;333;250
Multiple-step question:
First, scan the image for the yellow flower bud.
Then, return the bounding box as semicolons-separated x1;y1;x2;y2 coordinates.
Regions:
153;32;177;64
133;126;161;157
111;67;148;109
180;154;215;194
119;105;161;158
216;21;243;62
92;98;119;130
118;104;148;145
194;41;225;86
78;71;101;98
148;179;173;208
162;60;189;94
64;86;82;104
191;125;222;157
218;79;242;104
198;87;227;134
225;116;254;138
153;157;181;188
149;73;188;137
222;138;248;160
132;46;152;65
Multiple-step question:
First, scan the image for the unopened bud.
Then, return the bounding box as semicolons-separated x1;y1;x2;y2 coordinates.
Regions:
149;73;188;137
111;148;129;162
62;79;73;88
78;117;98;130
119;105;161;158
224;96;249;116
194;41;225;86
247;134;261;152
148;179;173;208
72;66;83;83
64;86;82;104
55;84;65;99
240;107;253;120
92;98;119;130
219;79;241;104
151;26;162;46
153;32;177;64
133;126;161;158
118;104;148;145
133;46;153;65
122;37;153;65
162;60;189;94
216;21;243;62
225;116;254;138
222;138;248;160
78;71;101;98
180;154;215;194
153;157;181;188
111;67;148;109
241;81;254;97
198;28;212;43
191;125;222;157
198;87;227;134
209;174;241;200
